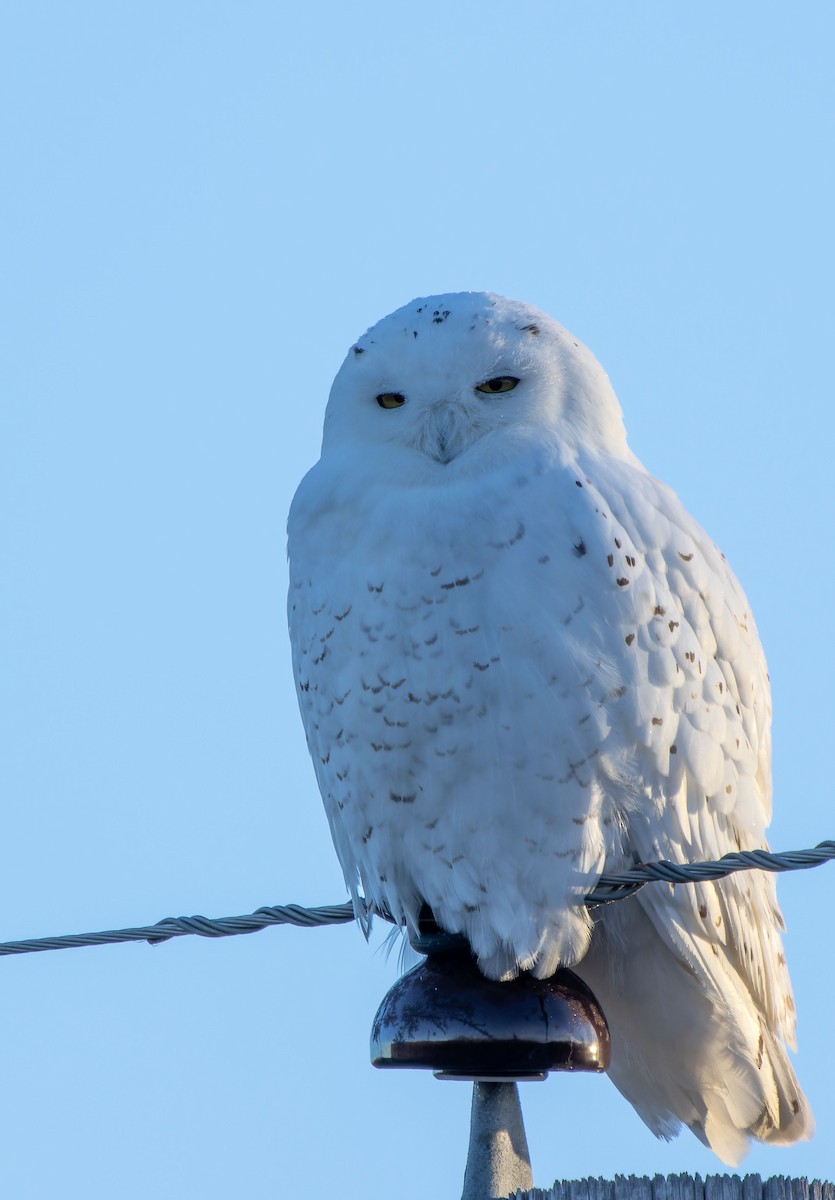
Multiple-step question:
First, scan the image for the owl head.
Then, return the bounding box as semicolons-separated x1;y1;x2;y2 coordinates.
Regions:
321;293;631;474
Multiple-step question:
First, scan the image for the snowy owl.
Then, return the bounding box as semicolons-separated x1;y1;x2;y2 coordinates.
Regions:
287;292;811;1163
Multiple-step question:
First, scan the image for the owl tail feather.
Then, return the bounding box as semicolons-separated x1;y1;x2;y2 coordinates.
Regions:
574;901;813;1165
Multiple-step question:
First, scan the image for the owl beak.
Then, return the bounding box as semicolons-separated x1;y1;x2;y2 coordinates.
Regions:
426;404;464;465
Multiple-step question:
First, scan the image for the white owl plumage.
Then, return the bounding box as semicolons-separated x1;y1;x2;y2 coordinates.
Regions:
287;292;811;1164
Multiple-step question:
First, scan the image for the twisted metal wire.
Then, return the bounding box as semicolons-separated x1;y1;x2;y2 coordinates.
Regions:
0;841;832;958
585;839;835;903
0;903;356;957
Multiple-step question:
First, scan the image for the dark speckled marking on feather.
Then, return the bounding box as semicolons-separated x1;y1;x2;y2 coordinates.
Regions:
389;791;416;804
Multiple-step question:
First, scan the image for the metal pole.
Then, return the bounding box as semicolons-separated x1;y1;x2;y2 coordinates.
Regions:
461;1081;534;1200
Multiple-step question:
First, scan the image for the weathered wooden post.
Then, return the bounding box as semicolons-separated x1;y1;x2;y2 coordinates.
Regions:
517;1176;835;1200
370;917;610;1199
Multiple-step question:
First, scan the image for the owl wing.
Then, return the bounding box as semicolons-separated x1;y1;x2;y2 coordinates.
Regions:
600;459;796;1039
571;453;809;1159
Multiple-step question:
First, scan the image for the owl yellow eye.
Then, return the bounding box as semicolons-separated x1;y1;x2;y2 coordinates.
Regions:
376;392;406;409
475;376;520;395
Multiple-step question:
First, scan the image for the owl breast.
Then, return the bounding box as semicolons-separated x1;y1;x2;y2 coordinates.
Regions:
288;452;651;973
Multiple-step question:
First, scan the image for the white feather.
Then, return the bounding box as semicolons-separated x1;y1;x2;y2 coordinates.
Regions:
287;292;812;1162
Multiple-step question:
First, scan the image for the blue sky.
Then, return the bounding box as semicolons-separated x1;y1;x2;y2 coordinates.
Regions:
1;3;833;1196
